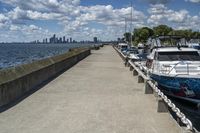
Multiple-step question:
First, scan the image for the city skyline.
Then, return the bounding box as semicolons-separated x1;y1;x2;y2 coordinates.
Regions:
29;35;100;44
0;34;102;44
0;0;200;42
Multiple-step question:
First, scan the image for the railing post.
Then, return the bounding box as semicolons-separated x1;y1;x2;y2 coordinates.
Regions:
133;70;138;76
129;66;133;71
157;98;168;113
127;62;130;67
138;75;144;83
145;82;153;94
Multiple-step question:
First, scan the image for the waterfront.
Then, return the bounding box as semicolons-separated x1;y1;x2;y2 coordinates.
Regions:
0;45;181;133
0;43;95;69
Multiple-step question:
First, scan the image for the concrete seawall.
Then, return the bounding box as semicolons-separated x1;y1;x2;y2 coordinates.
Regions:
0;48;91;107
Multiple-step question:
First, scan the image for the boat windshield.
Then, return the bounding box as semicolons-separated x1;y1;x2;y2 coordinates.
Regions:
157;51;200;61
121;46;128;49
129;49;139;54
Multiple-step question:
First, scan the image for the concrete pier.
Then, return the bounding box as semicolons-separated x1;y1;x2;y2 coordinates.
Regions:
0;46;181;133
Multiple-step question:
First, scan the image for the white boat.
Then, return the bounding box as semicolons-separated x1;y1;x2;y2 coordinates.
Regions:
127;47;140;61
146;46;200;103
118;43;128;54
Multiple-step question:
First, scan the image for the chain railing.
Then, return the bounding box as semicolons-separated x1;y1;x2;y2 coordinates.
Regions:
147;80;196;132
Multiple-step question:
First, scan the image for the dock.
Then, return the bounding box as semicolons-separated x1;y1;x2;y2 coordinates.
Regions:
0;45;182;133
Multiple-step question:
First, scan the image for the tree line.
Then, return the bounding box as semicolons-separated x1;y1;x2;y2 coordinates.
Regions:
124;25;200;45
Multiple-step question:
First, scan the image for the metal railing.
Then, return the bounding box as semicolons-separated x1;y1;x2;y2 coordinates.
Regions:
157;62;199;76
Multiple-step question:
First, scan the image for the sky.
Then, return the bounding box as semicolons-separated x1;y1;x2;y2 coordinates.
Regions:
0;0;199;42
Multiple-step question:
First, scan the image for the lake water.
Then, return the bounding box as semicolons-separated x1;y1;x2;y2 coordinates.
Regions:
0;43;95;69
172;100;200;132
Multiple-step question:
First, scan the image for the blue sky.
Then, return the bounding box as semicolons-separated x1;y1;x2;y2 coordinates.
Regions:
0;0;199;42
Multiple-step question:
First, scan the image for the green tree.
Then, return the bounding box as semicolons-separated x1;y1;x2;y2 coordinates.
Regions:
153;25;173;36
123;24;200;46
124;32;131;43
133;27;154;45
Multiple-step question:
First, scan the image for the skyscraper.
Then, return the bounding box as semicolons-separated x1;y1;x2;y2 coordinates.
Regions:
59;37;62;43
63;36;66;43
94;37;98;43
70;37;72;43
53;34;56;43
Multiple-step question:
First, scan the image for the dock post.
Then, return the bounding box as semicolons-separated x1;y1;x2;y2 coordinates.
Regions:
133;70;138;76
124;57;128;67
127;62;130;67
129;66;133;71
157;98;168;113
138;75;144;83
144;82;153;94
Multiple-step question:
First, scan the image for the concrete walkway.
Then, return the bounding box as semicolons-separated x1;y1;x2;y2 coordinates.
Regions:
0;46;181;133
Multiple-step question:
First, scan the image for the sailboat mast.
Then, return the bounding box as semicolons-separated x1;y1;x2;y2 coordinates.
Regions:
130;1;133;46
125;18;127;34
124;18;127;43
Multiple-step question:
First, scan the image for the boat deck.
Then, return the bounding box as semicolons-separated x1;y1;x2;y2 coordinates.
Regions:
0;45;181;133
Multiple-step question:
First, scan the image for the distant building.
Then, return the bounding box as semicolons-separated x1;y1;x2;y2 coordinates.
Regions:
94;37;98;43
70;37;72;43
59;37;62;43
56;38;58;43
49;38;52;43
66;39;69;43
49;34;56;43
53;34;56;43
63;36;66;43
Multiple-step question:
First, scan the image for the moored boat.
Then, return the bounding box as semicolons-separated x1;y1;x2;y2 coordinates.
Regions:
146;46;200;103
118;43;128;55
127;47;140;61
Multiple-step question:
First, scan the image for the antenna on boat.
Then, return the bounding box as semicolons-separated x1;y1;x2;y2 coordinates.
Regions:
125;18;127;34
130;1;133;46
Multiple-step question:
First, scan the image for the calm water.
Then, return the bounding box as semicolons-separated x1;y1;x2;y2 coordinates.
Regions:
172;100;200;131
0;43;95;69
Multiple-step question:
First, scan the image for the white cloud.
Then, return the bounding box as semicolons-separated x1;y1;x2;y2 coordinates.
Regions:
167;10;189;23
148;4;167;14
8;7;62;21
0;14;9;29
77;5;146;26
185;0;200;3
0;0;199;42
0;14;8;23
0;0;146;41
147;4;200;30
9;25;20;31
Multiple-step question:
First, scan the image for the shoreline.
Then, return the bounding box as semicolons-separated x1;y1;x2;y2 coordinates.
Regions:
0;47;91;108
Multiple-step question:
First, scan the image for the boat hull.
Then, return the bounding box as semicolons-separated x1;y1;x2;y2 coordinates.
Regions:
150;74;200;101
